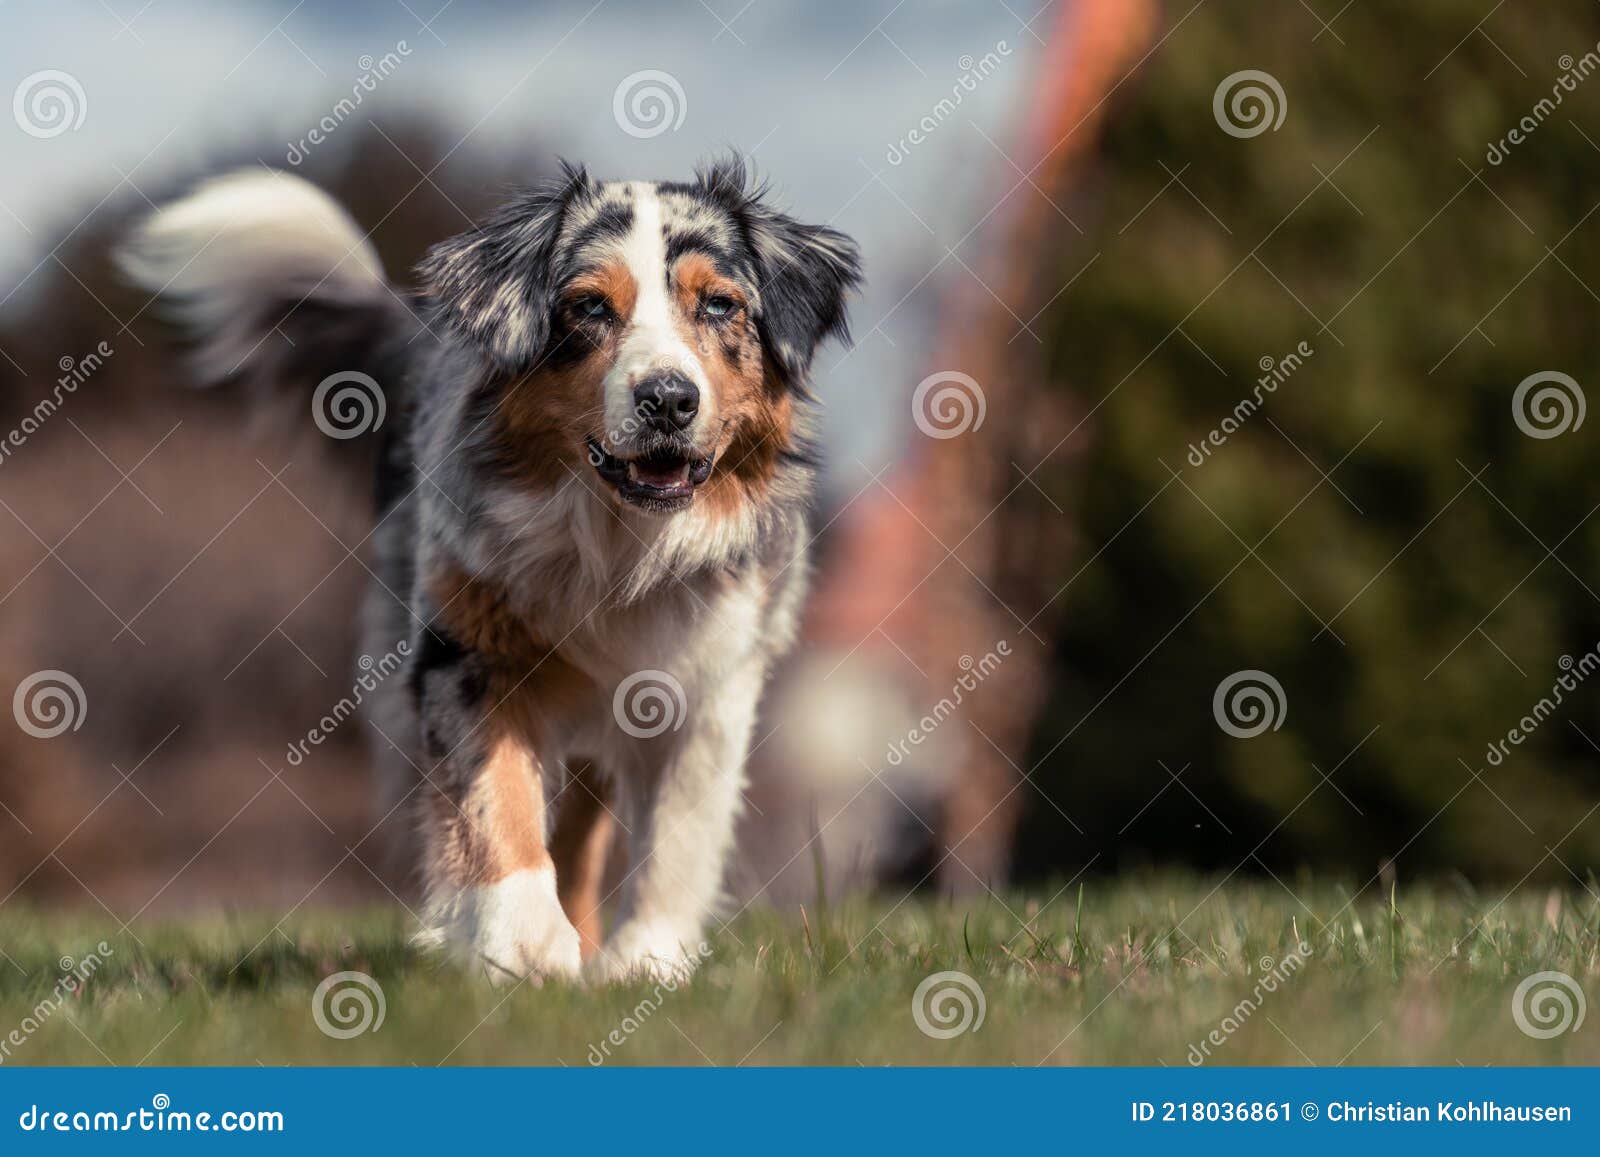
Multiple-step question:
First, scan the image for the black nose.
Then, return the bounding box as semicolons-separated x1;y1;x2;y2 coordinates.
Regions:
634;373;700;433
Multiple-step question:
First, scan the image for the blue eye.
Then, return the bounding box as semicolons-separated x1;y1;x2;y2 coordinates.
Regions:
704;295;736;318
572;295;609;320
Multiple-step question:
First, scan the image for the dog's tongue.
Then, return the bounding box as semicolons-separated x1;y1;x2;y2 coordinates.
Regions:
629;458;690;487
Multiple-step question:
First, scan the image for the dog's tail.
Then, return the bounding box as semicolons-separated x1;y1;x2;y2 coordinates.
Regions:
118;169;416;415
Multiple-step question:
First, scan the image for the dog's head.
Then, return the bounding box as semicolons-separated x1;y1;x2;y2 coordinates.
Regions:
419;156;861;515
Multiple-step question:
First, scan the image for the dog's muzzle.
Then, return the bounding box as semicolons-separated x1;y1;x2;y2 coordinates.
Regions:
587;436;714;513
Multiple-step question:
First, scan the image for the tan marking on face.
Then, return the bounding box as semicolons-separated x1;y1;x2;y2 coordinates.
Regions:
566;258;638;322
484;258;652;492
671;251;746;318
488;359;609;492
699;370;796;520
479;247;800;517
666;253;794;516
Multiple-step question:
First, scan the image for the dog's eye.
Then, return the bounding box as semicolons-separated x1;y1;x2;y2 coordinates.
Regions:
570;294;610;321
703;295;737;319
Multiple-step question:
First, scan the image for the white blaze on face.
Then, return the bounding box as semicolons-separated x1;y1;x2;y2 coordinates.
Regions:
601;183;713;450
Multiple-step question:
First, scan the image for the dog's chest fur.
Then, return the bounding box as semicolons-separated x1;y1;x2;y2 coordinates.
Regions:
420;492;807;760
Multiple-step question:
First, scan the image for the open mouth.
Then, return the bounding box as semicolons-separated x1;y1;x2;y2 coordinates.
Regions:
586;439;714;512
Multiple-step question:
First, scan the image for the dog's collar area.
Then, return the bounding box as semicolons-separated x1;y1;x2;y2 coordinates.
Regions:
586;438;714;512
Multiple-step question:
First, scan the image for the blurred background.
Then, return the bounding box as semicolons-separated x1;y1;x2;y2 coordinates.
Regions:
2;0;1598;923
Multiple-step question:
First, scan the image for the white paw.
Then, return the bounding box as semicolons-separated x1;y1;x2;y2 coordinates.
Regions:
589;922;706;985
419;868;582;984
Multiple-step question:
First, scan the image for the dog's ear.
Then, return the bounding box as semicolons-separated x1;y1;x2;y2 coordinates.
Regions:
417;161;590;372
698;156;862;390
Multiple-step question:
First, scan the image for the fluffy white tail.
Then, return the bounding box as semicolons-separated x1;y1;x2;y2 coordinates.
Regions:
119;169;406;392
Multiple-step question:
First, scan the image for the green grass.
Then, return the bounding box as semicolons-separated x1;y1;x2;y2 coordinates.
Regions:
1;876;1596;1066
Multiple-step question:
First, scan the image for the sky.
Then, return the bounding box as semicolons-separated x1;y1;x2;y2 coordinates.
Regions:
0;0;1046;484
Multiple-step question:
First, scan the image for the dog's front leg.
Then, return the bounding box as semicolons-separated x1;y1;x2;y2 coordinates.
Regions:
593;669;762;983
412;638;581;983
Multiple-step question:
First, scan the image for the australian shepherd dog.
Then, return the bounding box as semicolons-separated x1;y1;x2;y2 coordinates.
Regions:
120;157;861;983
